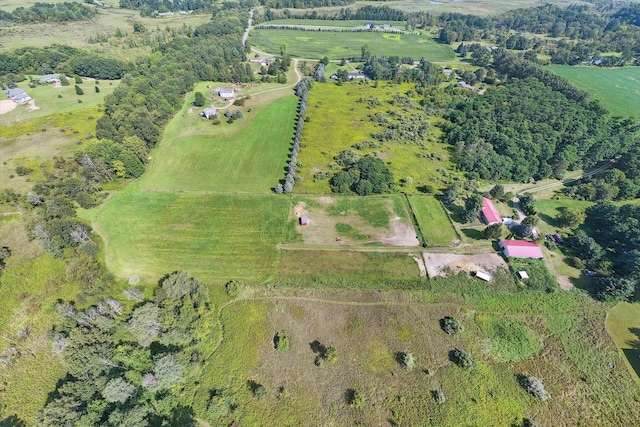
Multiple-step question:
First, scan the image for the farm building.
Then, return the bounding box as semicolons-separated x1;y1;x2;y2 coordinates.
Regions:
36;74;61;84
260;59;272;67
381;24;391;29
4;88;31;104
218;88;234;99
348;72;366;80
455;81;476;91
300;216;309;226
475;271;492;282
201;108;217;119
517;271;529;280
479;198;502;225
499;240;544;259
364;22;376;29
249;57;263;63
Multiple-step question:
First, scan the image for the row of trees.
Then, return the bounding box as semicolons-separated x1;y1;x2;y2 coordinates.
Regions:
0;2;97;23
119;0;215;14
39;271;214;425
275;77;312;194
262;5;405;22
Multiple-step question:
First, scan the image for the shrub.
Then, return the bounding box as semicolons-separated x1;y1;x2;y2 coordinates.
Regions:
233;98;245;106
401;352;416;371
433;390;445;403
450;349;476;370
520;375;550;400
74;75;82;84
15;166;33;176
440;316;463;335
274;330;290;352
324;346;338;364
347;389;365;408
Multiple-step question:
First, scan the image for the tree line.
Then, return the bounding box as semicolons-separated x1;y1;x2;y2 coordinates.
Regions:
0;2;97;23
119;0;215;15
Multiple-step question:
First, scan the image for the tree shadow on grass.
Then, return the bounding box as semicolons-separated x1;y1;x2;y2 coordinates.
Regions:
0;416;26;427
460;228;483;240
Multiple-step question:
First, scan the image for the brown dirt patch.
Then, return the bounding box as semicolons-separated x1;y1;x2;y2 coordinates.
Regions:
558;275;574;291
423;252;507;278
187;107;194;114
318;196;333;204
25;100;39;111
294;201;307;218
0;100;17;115
377;216;420;246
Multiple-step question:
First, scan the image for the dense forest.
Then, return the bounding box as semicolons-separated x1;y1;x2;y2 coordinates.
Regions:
39;271;216;426
0;2;97;23
442;77;638;182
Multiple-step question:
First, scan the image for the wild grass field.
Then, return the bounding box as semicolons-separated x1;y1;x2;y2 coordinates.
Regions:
198;286;640;426
548;66;640;118
249;29;456;60
265;19;408;28
1;78;117;124
139;87;298;193
408;195;458;246
606;302;640;387
294;82;453;194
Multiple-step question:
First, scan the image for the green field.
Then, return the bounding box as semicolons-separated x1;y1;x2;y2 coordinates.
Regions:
548;66;640;118
606;302;640;387
249;29;455;60
1;78;117;124
294;82;453;194
139;86;298;193
409;195;458;246
266;19;408;28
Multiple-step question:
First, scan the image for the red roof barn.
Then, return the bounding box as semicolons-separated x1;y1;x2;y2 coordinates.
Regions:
499;240;544;259
479;198;502;225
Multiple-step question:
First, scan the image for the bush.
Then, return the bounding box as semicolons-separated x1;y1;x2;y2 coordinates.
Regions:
75;85;83;95
274;330;290;352
74;75;82;84
324;346;338;364
15;165;33;176
519;375;550;400
440;316;463;335
401;352;416;371
347;389;365;408
450;348;476;370
233;98;245;106
433;390;445;403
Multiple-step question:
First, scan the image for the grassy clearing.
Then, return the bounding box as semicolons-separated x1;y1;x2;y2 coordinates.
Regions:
266;19;408;28
0;8;212;58
475;314;543;362
196;288;640;426
535;198;594;231
408;195;457;246
606;302;640;387
249;29;455;60
93;191;290;283
1;78;117;124
0;106;102;192
278;250;419;284
139;86;298;193
548;66;640;118
295;82;453;194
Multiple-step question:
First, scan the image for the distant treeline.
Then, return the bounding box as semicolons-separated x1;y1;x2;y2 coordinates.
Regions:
119;0;215;14
0;2;97;23
262;4;640;65
261;0;356;10
0;45;127;80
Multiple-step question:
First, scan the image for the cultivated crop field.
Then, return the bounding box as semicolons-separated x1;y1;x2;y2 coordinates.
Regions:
249;29;456;60
201;287;640;426
294;82;453;194
548;65;640;118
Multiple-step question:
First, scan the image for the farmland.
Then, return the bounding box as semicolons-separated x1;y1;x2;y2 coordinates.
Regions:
249;29;456;61
548;66;640;119
408;195;458;247
294;82;454;194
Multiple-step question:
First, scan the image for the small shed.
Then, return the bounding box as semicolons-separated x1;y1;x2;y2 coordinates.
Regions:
300;216;309;226
475;271;492;282
517;271;529;280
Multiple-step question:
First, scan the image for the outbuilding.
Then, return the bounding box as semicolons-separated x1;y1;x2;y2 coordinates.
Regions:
201;107;217;119
479;198;501;225
517;271;529;280
300;216;309;226
475;271;492;282
4;88;31;104
499;239;544;259
218;88;234;99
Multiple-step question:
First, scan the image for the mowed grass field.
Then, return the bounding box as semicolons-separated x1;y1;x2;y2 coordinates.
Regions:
294;82;453;194
1;78;117;124
548;66;640;118
409;195;458;246
249;29;455;60
140;87;298;193
198;288;640;426
266;19;408;28
606;302;640;387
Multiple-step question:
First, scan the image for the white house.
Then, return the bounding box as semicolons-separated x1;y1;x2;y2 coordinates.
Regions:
201;107;217;119
4;88;31;104
218;88;234;99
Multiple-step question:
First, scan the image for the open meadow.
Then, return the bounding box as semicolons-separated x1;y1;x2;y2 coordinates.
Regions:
249;29;455;60
198;286;640;426
548;66;640;118
408;195;458;247
606;302;640;387
1;78;117;124
294;82;453;194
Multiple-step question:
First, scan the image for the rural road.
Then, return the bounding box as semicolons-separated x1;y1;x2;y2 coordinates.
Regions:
242;9;253;46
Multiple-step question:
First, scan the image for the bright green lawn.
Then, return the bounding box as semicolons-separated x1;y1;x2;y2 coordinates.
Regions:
295;82;452;194
249;29;455;60
606;302;640;387
93;191;290;283
408;195;457;246
1;78;117;124
548;66;640;118
265;19;408;28
139;89;298;193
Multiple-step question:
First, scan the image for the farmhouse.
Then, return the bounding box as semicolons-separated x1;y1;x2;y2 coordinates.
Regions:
4;88;31;104
218;88;234;99
201;107;217;119
479;198;502;225
36;74;60;84
249;57;263;63
456;81;476;91
381;24;391;30
364;22;376;29
348;72;367;80
499;240;544;259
